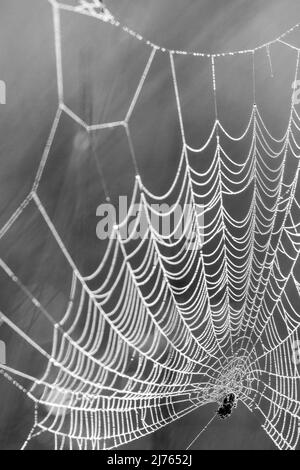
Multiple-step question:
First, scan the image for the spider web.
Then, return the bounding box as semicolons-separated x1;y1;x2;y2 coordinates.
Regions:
0;0;300;451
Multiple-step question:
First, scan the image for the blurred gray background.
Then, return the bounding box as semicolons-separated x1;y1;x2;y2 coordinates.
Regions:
0;0;300;450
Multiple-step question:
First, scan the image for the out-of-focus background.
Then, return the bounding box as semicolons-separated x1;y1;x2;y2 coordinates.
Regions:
0;0;300;450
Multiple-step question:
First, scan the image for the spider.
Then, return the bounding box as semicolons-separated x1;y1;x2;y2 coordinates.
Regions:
216;393;236;420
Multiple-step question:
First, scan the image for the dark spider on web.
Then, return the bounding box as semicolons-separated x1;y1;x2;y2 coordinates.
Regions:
217;393;236;420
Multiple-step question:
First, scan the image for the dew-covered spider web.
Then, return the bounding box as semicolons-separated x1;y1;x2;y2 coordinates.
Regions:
0;0;300;451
